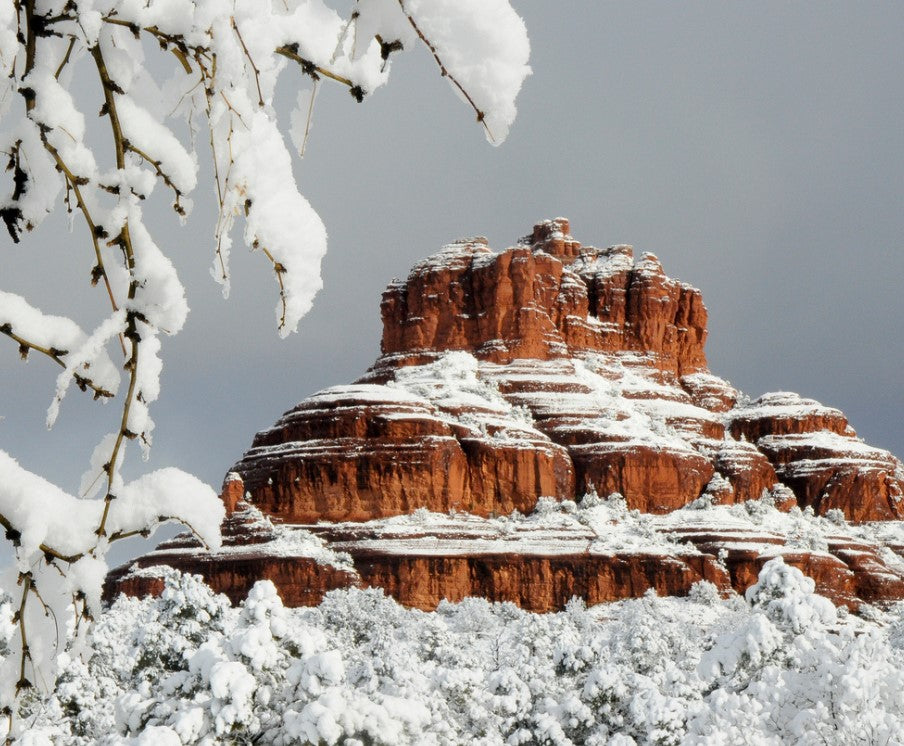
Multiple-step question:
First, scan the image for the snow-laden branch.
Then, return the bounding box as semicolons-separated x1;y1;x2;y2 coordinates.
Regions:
0;451;223;562
0;291;120;407
0;0;530;728
0;450;223;699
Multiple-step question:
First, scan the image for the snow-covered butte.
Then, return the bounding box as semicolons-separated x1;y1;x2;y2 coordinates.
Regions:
109;219;904;612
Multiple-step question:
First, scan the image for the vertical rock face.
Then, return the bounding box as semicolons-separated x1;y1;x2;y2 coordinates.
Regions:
108;219;904;611
377;219;707;376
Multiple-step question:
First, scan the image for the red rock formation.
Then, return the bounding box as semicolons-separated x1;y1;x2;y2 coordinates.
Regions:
108;551;357;607
665;525;898;610
297;515;733;611
571;445;714;514
348;551;729;612
105;501;360;606
106;219;904;612
695;439;779;505
234;384;574;522
730;393;904;521
221;472;244;515
108;486;904;613
377;221;708;376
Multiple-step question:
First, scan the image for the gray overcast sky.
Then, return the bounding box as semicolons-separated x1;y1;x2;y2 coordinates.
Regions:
3;1;904;529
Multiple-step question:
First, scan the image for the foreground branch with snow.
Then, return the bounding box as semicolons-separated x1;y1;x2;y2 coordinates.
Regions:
0;0;530;727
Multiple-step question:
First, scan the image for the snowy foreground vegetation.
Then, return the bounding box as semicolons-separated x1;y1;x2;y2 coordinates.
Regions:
0;0;530;720
8;559;904;745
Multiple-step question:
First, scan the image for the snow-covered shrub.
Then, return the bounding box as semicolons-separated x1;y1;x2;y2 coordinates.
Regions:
690;558;904;742
13;559;904;744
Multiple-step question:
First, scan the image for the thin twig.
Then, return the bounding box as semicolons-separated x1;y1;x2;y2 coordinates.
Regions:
231;18;264;107
218;90;247;129
54;36;75;80
209;132;229;282
0;325;116;399
196;51;233;284
332;10;357;65
299;81;318;157
91;46;127;169
102;16;193;74
38;139;125;354
275;46;356;88
22;0;37;94
260;245;288;331
126;142;184;213
397;0;493;141
96;332;138;540
15;574;32;695
107;514;211;549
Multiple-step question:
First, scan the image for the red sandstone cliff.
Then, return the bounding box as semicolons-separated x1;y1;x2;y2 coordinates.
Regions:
106;219;904;612
376;220;707;376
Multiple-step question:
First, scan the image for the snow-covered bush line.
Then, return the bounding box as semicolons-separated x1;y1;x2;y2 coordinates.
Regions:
10;559;904;745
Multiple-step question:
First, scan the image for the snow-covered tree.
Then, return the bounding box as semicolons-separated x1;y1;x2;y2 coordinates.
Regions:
0;0;530;729
14;564;904;744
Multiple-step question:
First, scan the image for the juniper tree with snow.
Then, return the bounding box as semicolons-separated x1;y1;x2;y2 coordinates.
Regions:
0;0;530;731
12;561;904;744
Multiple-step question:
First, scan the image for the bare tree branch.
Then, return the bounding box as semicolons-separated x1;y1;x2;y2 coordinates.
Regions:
102;16;193;74
231;18;264;108
37;138;125;354
397;0;493;142
275;45;358;92
14;574;32;696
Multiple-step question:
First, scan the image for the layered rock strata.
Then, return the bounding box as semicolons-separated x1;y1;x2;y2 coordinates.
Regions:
107;219;904;611
106;500;359;606
109;485;904;612
730;392;904;521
